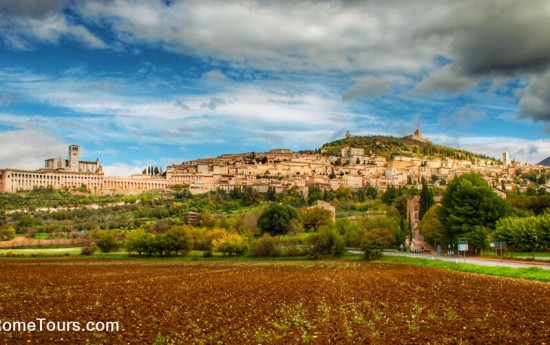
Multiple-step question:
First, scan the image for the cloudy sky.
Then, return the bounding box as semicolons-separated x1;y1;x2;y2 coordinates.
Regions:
1;0;550;175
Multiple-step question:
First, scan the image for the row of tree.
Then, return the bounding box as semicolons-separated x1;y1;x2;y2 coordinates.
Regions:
417;173;549;254
493;213;550;256
87;226;250;257
80;198;401;260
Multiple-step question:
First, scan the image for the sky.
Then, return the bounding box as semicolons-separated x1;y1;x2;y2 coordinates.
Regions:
1;0;550;176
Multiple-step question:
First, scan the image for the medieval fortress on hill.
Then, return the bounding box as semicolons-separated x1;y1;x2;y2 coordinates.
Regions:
0;131;544;197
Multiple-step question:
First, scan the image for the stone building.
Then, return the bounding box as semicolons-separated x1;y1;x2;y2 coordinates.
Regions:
44;145;102;173
404;129;430;143
0;145;166;194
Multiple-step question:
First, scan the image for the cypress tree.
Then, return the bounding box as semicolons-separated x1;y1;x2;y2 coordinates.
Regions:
419;178;434;220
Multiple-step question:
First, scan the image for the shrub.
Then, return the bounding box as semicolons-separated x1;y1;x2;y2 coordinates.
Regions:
249;234;279;257
257;204;299;236
0;226;16;241
361;227;395;261
164;225;194;256
300;207;333;232
212;233;248;256
95;230;121;253
203;228;228;250
279;236;310;257
124;229;150;256
309;226;345;258
81;241;98;255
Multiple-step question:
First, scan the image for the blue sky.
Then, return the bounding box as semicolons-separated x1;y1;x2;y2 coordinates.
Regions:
1;0;550;175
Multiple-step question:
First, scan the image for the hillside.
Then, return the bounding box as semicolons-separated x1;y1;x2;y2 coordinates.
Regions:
320;135;498;162
537;156;550;166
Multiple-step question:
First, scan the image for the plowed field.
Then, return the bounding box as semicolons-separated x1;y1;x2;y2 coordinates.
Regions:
0;258;548;344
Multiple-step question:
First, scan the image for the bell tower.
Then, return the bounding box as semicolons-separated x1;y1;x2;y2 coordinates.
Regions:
68;145;80;171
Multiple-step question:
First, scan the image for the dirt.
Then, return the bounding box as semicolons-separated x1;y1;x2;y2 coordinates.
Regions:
0;258;548;344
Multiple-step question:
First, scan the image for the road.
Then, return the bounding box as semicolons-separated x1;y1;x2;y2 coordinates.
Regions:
347;249;550;270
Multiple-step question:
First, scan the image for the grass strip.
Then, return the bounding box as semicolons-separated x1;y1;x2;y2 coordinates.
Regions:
380;256;550;282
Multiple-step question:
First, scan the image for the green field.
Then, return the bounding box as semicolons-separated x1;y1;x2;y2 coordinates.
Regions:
480;250;550;261
381;256;550;282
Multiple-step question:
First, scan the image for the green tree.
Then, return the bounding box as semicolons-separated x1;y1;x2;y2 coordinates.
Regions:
464;225;489;254
366;186;378;199
419;178;434;220
382;186;398;205
300;207;333;232
277;187;306;207
393;195;410;219
14;215;41;234
439;173;511;245
354;188;366;202
94;230;121;253
264;186;277;201
493;213;550;257
212;232;248;256
164;225;194;256
307;187;323;205
124;229;150;256
308;225;345;258
338;219;366;247
0;226;16;241
418;205;444;245
361;227;395;261
367;212;404;245
257;204;299;236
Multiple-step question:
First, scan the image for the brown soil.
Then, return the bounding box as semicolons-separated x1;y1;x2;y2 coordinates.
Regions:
0;258;548;344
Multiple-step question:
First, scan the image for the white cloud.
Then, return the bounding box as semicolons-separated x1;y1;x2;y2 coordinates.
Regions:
201;69;232;86
519;71;550;126
413;65;477;95
0;6;106;50
3;0;550;165
0;92;20;106
0;68;360;150
438;105;487;128
0;125;66;170
343;79;392;101
431;134;550;164
78;0;443;74
102;163;143;177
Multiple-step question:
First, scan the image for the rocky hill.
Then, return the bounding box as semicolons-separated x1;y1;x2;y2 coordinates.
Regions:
320;135;498;162
537;156;550;166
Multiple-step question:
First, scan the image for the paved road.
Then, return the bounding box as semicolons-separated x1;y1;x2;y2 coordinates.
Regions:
348;249;550;270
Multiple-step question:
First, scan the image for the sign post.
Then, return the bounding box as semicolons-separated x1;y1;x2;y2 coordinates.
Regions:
494;241;507;261
458;238;468;263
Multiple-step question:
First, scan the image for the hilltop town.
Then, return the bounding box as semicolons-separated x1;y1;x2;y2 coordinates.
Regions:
0;130;548;196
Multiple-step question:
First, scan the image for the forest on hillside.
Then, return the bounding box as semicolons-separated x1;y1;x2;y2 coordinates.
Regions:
321;135;500;162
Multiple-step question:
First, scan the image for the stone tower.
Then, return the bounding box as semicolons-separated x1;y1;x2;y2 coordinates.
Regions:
503;152;510;166
68;145;80;172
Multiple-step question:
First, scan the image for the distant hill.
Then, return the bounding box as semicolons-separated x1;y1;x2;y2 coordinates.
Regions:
320;135;499;162
537;156;550;166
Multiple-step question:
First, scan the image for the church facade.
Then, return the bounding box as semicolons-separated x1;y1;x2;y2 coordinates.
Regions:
0;145;167;194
